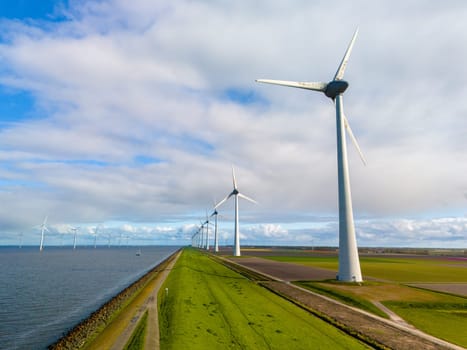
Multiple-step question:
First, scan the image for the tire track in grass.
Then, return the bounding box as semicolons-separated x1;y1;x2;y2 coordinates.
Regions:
203;254;273;350
198;258;244;349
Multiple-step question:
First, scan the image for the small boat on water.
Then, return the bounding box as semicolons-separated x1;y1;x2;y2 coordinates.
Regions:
136;249;141;256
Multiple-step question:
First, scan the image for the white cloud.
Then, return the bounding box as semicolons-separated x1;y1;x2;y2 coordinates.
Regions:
0;0;466;248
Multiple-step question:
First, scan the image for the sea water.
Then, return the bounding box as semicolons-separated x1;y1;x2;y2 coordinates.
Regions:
0;245;180;349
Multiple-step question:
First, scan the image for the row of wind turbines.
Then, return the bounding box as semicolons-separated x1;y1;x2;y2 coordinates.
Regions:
192;166;257;256
36;220;121;251
194;29;365;282
33;29;365;282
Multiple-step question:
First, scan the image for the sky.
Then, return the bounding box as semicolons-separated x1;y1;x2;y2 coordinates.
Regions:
0;0;466;248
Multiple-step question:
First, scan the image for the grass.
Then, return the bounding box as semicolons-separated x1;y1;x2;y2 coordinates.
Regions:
295;280;389;318
124;311;148;350
384;300;467;348
265;253;467;347
83;267;163;349
264;255;467;282
158;248;371;350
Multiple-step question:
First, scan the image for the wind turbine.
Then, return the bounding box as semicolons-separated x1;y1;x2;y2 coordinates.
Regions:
256;29;364;282
210;208;220;253
19;232;23;249
215;167;257;257
199;219;207;249
202;211;213;251
39;216;48;252
70;226;80;250
93;225;100;248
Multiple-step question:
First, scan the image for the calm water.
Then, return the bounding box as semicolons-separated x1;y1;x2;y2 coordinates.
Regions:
0;245;180;350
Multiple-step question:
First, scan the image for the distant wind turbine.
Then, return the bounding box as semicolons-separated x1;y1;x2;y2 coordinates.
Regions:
256;29;364;282
19;232;23;249
202;211;213;251
215;167;257;257
199;219;206;249
210;208;220;253
197;224;203;248
93;225;100;248
39;216;48;252
70;226;80;250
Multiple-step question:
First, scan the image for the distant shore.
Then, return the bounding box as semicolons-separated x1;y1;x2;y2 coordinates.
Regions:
48;248;181;350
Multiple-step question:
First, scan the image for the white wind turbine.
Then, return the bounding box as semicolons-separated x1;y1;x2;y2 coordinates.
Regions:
215;167;257;257
199;218;208;249
202;211;214;251
93;225;100;248
39;216;48;252
204;218;210;251
70;226;80;250
256;29;365;282
210;208;220;252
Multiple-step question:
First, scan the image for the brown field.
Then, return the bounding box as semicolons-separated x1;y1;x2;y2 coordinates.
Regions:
234;257;336;281
408;283;467;297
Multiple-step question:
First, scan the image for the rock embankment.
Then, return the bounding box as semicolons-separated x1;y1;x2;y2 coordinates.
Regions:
48;249;180;350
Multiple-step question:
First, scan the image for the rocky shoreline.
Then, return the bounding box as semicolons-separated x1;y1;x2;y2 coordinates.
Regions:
48;249;180;350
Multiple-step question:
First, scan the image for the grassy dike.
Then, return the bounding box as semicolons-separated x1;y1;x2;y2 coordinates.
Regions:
158;248;371;350
49;250;179;350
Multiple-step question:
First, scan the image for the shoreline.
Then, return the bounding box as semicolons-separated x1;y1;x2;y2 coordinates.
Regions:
48;248;181;350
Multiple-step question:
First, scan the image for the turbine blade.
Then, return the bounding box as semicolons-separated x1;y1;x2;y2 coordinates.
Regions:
238;193;258;204
214;193;231;209
232;165;237;190
256;79;327;92
42;215;48;226
334;28;359;81
343;114;367;165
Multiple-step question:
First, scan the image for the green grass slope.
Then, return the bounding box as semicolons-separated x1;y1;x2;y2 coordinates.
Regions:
158;248;370;350
384;300;467;348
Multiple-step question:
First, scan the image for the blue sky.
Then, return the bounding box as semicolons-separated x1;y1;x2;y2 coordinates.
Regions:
0;0;466;248
0;1;63;20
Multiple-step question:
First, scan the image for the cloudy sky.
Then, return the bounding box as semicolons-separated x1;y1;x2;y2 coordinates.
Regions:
0;0;466;248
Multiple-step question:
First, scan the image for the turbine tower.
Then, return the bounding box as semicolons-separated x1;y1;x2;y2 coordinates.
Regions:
210;208;219;252
70;226;80;250
93;225;100;248
39;216;48;252
256;29;365;282
215;167;257;257
204;215;210;251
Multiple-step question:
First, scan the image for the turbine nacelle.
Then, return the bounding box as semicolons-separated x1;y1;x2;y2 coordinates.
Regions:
324;80;349;99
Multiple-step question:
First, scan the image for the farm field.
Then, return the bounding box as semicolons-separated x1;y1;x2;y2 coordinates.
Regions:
158;248;371;350
263;254;467;283
258;251;467;348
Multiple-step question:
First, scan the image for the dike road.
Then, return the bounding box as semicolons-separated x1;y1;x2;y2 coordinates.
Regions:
109;250;181;350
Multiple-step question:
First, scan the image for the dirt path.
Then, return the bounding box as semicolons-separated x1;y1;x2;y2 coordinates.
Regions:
228;256;465;350
372;300;414;328
144;250;181;349
108;251;181;350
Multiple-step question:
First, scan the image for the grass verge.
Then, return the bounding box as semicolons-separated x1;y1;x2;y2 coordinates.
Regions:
123;311;148;350
294;280;389;318
384;300;467;348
